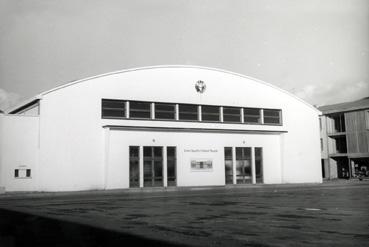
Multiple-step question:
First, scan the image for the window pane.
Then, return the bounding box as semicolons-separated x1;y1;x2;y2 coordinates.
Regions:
130;101;151;119
130;146;139;158
155;103;176;120
167;146;176;158
244;108;261;123
255;147;263;183
263;109;281;124
236;147;251;184
224;147;233;184
144;147;152;157
224;147;232;160
154;147;163;157
179;104;198;120
102;99;124;108
202;106;220;121
223;107;241;123
26;169;31;177
167;147;176;186
129;146;139;188
102;99;125;118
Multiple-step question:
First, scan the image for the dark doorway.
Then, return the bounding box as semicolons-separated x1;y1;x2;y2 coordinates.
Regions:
129;146;140;188
255;147;263;183
224;147;233;184
167;147;177;186
236;147;252;184
144;147;163;187
335;157;349;179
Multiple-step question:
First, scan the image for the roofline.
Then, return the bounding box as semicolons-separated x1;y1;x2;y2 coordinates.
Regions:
7;65;321;114
319;105;369;115
6;96;42;114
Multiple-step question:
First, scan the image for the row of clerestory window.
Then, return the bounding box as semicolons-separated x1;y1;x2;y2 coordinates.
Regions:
101;99;282;125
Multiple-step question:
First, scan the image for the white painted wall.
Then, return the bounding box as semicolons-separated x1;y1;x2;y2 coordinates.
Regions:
1;66;322;191
0;114;39;191
106;129;282;189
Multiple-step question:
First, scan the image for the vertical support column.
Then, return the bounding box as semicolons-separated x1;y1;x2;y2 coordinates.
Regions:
151;103;155;119
251;147;256;184
126;101;130;118
220;107;224;123
348;158;352;179
163;147;168;187
260;109;264;124
175;104;179;120
198;105;202;121
240;108;244;123
232;147;236;185
139;146;144;188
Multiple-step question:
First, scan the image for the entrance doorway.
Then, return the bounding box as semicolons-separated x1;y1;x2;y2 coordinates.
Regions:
236;147;252;184
224;147;233;184
224;146;264;184
129;146;140;188
144;146;163;187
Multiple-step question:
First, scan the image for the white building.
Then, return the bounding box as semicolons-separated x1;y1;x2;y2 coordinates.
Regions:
0;66;322;192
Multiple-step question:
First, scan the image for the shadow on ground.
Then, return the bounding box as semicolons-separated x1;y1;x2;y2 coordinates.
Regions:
0;209;186;247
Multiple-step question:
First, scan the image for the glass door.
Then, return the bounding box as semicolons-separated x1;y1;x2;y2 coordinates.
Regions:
129;146;140;188
224;147;233;184
236;147;252;184
255;147;263;183
167;147;177;186
144;146;163;187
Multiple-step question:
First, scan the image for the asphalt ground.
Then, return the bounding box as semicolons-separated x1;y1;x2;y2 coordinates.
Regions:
0;181;368;247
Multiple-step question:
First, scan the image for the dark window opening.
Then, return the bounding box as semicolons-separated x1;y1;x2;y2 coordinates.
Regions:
130;101;151;119
332;114;345;133
335;136;347;154
179;104;198;121
244;108;261;123
102;99;126;119
223;107;241;123
224;147;233;184
129;146;140;188
14;169;19;178
255;147;263;183
155;103;176;120
26;169;31;177
167;147;177;186
202;105;220;122
263;109;281;124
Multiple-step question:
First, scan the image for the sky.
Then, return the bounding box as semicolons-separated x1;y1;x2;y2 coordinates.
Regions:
0;0;368;110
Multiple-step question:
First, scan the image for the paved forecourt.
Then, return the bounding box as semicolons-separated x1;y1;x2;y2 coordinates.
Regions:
0;181;368;247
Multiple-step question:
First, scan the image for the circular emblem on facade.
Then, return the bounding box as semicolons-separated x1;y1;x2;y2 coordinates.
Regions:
195;80;206;93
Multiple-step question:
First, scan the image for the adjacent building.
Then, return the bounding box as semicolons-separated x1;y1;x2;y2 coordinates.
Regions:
0;66;322;192
319;97;369;179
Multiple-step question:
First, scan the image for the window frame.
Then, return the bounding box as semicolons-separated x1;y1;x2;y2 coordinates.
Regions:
14;168;32;179
263;109;282;125
129;101;152;119
223;107;242;123
243;108;262;124
101;99;126;119
178;103;199;121
201;105;221;122
101;99;283;126
154;102;176;120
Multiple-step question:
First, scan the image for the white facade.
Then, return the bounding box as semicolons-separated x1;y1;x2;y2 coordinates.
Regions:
0;66;322;192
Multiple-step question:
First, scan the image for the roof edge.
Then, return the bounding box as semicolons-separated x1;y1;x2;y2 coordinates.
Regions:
5;95;42;114
8;65;321;114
